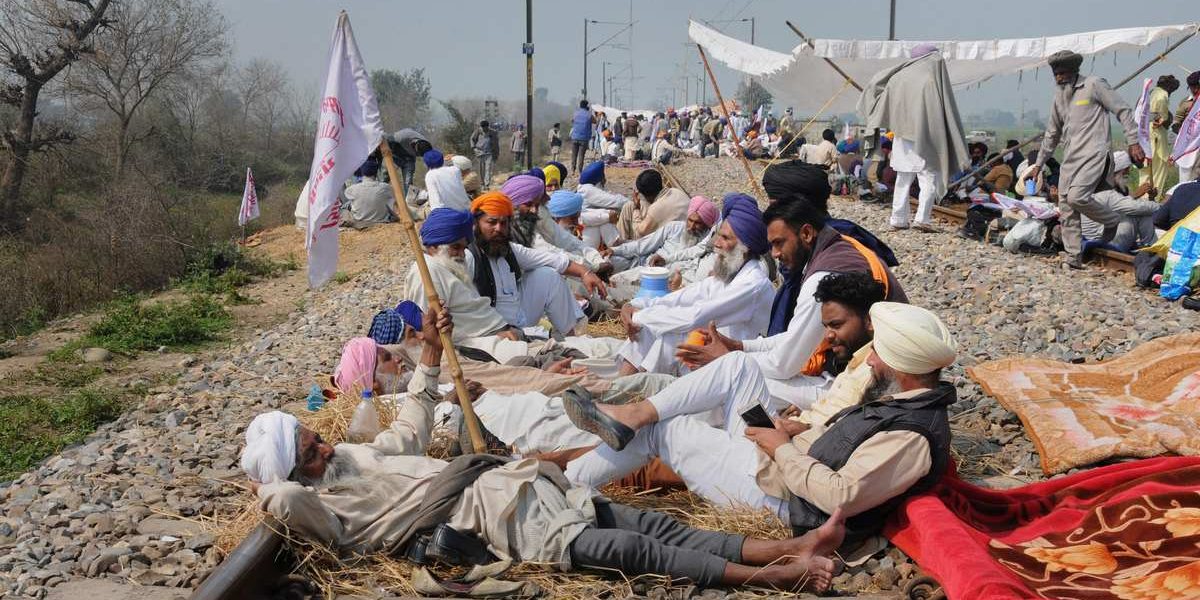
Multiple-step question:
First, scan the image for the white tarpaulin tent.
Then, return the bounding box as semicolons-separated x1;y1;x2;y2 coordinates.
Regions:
689;20;1198;114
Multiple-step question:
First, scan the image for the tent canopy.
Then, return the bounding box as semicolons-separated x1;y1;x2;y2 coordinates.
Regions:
689;20;1198;114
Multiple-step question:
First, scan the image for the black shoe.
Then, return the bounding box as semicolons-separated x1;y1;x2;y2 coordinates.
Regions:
1183;296;1200;311
1064;255;1084;270
562;385;635;451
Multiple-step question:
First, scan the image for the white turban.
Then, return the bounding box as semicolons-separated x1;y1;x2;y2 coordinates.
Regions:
451;155;473;172
240;411;300;484
870;302;957;375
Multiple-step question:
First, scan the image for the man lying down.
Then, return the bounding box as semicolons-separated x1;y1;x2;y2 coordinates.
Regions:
240;306;846;592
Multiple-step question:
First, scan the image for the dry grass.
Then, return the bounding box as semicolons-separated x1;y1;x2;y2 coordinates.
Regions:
588;318;627;339
210;486;796;599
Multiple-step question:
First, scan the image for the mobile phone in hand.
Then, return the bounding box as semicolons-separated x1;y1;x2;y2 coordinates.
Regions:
740;405;774;429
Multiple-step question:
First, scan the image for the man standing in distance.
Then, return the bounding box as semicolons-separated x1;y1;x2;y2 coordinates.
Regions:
1027;50;1143;270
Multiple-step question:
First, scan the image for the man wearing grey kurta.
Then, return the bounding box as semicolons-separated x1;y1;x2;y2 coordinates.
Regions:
1028;50;1146;269
1080;151;1160;252
240;308;843;592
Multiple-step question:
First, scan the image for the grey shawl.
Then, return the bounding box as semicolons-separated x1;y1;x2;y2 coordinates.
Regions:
857;52;969;198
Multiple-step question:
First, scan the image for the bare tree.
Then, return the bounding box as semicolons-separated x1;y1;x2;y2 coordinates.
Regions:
236;58;288;151
0;0;112;232
69;0;225;178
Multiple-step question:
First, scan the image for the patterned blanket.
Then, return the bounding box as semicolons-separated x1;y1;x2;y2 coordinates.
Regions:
967;333;1200;475
886;457;1200;600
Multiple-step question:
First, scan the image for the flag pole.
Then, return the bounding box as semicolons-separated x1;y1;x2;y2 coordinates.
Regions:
696;44;767;202
379;141;488;454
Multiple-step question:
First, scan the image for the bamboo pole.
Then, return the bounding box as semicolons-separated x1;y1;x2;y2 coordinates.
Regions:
378;141;487;454
1114;27;1198;90
696;44;768;202
947;132;1043;193
785;21;864;92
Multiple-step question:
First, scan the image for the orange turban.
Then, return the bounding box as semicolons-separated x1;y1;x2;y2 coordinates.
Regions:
470;191;514;217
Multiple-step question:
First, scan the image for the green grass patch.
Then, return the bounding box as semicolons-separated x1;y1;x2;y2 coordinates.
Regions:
178;242;296;302
27;363;103;388
83;294;232;354
0;389;125;480
332;271;352;284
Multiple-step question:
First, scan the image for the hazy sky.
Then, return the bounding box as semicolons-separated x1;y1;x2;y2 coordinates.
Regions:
214;0;1198;119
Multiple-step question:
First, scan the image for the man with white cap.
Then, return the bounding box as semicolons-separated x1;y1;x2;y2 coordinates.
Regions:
241;306;847;593
1079;151;1160;252
564;302;958;558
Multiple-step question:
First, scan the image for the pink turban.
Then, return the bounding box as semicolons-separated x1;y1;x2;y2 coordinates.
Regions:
500;174;545;206
910;43;938;59
334;337;377;392
688;195;718;228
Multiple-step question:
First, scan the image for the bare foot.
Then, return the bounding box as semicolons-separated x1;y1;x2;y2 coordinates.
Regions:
759;554;836;592
791;507;846;560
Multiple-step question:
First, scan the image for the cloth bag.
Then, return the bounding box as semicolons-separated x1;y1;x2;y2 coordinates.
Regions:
1002;218;1046;253
1160;226;1200;300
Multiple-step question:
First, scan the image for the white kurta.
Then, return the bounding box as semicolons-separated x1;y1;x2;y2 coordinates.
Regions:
579;209;621;249
618;260;774;375
465;243;583;335
577;183;629;210
403;259;508;341
424;166;471;211
535;206;605;268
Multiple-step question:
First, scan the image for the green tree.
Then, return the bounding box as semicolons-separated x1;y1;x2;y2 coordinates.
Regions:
372;68;431;130
736;78;773;114
437;100;479;155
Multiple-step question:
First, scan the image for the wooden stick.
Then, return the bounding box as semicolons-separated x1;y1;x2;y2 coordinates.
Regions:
658;162;690;198
947;132;1043;193
785;21;864;92
379;141;488;454
696;44;768;202
1114;27;1198;90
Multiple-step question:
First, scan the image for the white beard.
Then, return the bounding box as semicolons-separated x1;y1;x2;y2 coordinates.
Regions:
297;452;362;489
429;247;471;284
374;368;413;396
711;243;750;284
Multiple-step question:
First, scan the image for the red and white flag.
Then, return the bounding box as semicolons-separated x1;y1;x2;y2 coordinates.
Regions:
303;12;384;288
238;167;259;227
1172;93;1200;170
1133;78;1154;157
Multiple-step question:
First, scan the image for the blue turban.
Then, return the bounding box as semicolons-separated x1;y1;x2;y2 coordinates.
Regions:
547;190;584;218
721;193;768;256
579;161;605;186
368;310;404;345
423;149;444;169
527;167;545;181
394;300;422;332
420;208;474;246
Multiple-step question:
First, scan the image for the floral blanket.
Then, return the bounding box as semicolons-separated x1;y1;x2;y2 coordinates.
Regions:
967;333;1200;475
886;457;1200;599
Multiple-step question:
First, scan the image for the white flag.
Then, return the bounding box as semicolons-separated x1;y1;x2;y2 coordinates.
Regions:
1172;93;1200;169
1132;78;1154;157
238;167;260;227
304;12;385;288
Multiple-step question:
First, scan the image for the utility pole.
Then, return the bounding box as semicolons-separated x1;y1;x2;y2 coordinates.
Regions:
602;61;608;105
888;0;896;41
582;19;588;99
524;0;533;170
750;17;756;44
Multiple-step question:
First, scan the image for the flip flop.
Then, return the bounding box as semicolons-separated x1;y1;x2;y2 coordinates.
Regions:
562;385;635;451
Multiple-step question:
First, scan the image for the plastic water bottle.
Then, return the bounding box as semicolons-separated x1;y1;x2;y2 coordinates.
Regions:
1025;179;1037;196
306;384;325;411
347;390;382;443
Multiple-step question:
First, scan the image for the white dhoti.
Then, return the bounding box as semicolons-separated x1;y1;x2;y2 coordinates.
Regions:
518;266;585;334
643;351;833;425
565;413;786;515
619;328;689;376
581;223;621;249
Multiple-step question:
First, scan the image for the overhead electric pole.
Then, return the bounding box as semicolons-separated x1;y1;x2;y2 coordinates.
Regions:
524;0;533;170
889;0;896;41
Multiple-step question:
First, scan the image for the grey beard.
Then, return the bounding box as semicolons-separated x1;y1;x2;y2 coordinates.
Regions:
374;368;413;396
711;243;750;284
297;452;361;488
430;249;471;284
862;374;904;404
680;229;702;248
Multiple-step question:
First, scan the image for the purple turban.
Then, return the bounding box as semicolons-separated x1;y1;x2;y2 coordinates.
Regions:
423;149;444;169
579;161;605;186
910;43;938;59
420;208;474;246
720;193;768;256
500;174;545;206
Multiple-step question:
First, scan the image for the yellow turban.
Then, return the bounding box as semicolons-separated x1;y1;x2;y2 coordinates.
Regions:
543;164;562;187
470;191;514;217
869;302;957;375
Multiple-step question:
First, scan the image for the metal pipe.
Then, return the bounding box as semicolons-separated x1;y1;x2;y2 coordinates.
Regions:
888;0;896;41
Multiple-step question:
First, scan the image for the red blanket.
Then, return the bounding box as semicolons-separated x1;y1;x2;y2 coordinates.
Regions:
885;457;1200;599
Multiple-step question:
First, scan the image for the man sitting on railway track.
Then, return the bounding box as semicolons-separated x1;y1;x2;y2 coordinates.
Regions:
240;306;845;593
